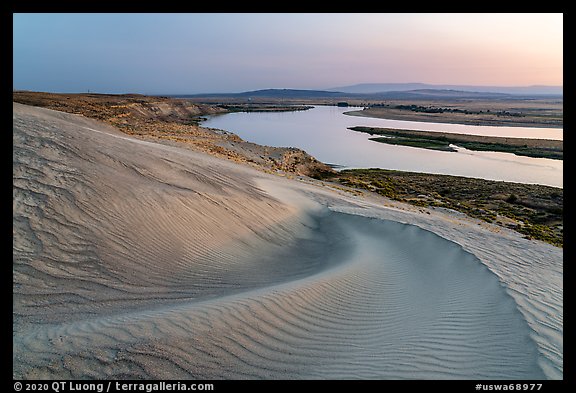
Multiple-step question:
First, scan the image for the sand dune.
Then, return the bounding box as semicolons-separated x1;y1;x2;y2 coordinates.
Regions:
13;103;562;379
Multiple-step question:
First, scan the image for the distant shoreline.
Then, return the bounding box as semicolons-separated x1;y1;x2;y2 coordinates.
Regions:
345;107;563;129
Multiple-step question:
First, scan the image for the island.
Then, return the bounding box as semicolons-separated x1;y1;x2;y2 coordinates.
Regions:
348;126;563;160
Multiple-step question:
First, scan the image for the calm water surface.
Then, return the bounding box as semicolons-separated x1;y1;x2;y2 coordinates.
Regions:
202;106;563;188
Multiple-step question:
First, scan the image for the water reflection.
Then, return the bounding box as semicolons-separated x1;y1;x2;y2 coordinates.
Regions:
202;106;562;188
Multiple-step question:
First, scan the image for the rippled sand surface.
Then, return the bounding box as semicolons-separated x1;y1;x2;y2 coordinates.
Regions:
13;103;562;379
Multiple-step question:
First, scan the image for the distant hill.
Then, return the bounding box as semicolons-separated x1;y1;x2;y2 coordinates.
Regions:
177;89;350;99
327;83;563;96
177;88;517;100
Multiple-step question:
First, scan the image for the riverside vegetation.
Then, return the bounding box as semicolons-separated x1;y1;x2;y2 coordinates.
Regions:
313;169;562;248
349;126;563;160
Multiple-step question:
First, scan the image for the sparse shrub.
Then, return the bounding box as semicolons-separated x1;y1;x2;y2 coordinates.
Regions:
506;194;518;203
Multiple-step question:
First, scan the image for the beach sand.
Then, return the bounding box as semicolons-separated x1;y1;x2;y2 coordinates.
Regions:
13;103;562;379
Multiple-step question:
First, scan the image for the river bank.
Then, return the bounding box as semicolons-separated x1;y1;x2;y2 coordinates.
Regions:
314;168;562;247
12;91;333;178
345;97;563;128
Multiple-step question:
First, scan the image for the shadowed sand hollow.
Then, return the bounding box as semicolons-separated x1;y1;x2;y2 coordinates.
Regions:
13;103;561;379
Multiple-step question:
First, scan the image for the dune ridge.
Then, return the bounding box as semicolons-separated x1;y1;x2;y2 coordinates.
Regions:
13;103;561;379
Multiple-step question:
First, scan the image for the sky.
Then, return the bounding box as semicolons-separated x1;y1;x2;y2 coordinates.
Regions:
13;13;563;94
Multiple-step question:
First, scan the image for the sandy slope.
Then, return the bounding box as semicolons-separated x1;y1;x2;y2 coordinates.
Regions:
13;103;562;379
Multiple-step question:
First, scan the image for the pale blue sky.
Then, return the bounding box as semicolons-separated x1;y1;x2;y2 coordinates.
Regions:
13;13;563;94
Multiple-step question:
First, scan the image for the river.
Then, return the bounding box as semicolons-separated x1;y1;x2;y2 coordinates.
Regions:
201;105;563;188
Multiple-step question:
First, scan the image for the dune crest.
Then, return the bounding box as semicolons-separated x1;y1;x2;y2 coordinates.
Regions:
13;103;561;379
